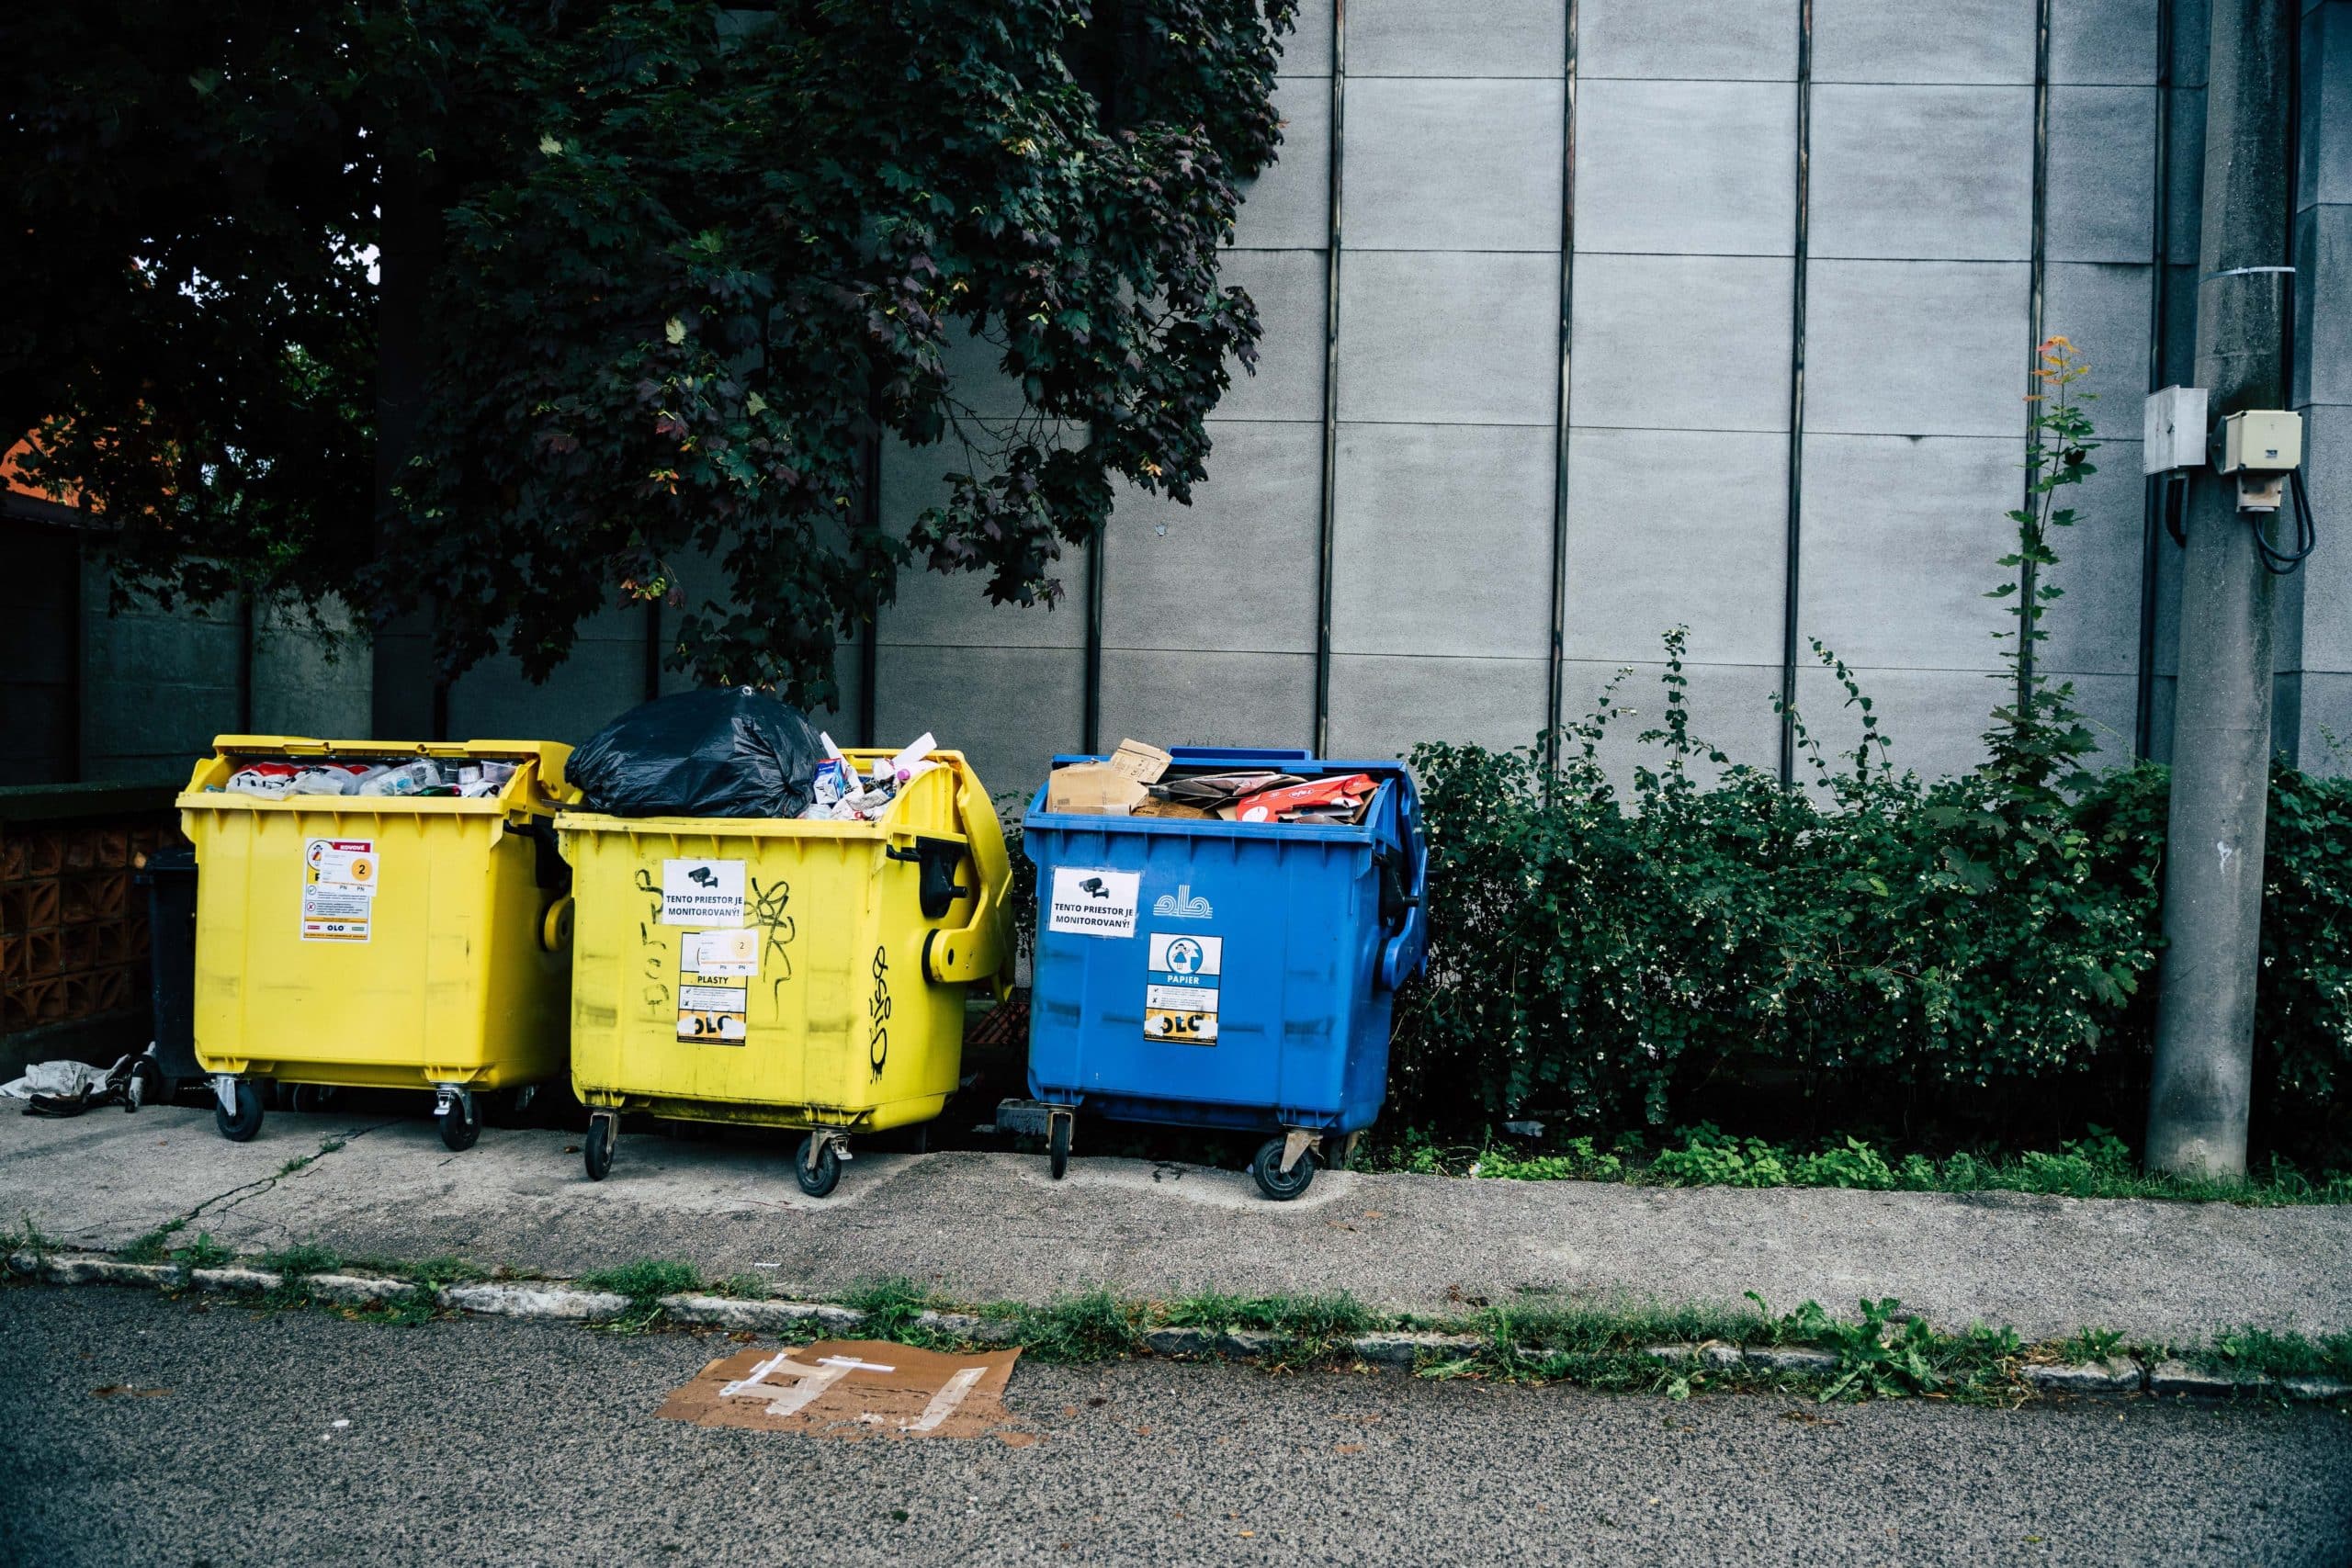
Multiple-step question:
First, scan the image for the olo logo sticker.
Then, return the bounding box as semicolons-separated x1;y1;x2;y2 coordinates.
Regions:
300;838;378;942
1143;932;1221;1044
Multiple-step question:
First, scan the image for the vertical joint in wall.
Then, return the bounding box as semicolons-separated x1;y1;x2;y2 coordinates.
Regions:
1313;0;1347;758
1778;0;1815;789
1544;0;1580;784
2135;0;2177;760
2020;0;2054;721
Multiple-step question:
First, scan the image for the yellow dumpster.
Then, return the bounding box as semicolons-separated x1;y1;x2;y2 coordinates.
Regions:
558;749;1012;1195
177;736;575;1149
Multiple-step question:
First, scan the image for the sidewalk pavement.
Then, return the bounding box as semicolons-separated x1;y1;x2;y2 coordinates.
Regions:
6;1105;2348;1345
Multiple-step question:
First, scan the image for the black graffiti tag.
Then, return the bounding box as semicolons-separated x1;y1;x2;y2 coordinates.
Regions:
749;875;797;1004
867;945;891;1079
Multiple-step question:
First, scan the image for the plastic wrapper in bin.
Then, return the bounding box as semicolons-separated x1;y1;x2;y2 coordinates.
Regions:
570;687;824;819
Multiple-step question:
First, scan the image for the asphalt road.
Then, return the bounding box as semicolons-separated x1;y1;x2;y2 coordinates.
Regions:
3;1287;2346;1567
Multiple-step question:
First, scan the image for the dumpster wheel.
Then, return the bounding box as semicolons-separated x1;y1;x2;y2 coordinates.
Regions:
213;1078;264;1144
1250;1136;1317;1201
582;1112;617;1181
795;1134;842;1199
1047;1111;1073;1180
436;1090;481;1153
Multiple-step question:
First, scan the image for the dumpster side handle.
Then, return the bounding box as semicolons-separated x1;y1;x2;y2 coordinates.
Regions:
919;767;1014;993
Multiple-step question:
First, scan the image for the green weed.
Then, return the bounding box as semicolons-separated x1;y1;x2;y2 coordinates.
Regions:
1362;1123;2351;1206
2064;1325;2127;1363
171;1233;232;1270
839;1276;933;1340
119;1219;188;1265
261;1241;340;1279
1004;1292;1144;1363
2196;1327;2352;1382
580;1258;702;1305
4;1214;60;1262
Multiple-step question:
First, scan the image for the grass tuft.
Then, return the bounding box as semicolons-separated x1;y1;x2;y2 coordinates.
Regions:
119;1219;188;1265
579;1258;703;1304
170;1233;232;1271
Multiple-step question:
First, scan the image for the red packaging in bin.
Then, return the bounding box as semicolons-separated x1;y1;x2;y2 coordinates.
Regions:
1229;773;1377;824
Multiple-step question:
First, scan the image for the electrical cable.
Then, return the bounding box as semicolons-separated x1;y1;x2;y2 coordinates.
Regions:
2253;464;2319;575
2163;469;2188;547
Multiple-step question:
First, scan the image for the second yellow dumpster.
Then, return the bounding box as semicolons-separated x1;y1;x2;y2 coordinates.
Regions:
558;750;1012;1194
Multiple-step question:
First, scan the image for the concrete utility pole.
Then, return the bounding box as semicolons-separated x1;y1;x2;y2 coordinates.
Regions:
2145;0;2296;1179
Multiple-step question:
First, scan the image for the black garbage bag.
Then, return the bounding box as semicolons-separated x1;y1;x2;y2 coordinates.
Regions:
570;687;824;818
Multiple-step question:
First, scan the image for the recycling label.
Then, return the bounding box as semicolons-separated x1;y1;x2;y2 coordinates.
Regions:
301;838;377;942
1143;931;1221;1044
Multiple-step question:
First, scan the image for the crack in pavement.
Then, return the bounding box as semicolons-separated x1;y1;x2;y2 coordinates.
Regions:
165;1120;398;1232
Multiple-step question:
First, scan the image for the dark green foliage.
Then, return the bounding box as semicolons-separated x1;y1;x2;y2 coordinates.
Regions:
1389;346;2346;1160
1391;719;2350;1161
6;0;1295;704
0;2;379;616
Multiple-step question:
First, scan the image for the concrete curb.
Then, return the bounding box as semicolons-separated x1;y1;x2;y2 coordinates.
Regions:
10;1251;2348;1401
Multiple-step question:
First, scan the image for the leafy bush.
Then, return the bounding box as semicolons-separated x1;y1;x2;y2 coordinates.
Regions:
1389;342;2348;1162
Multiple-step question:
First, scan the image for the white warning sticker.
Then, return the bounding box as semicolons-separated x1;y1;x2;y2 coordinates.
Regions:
662;859;746;927
1046;867;1141;940
301;838;377;942
1144;932;1221;1044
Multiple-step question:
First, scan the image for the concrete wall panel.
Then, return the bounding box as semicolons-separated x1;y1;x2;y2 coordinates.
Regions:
2298;0;2352;209
1347;0;1565;78
1813;0;2038;85
2047;87;2160;263
1102;421;1322;656
2051;0;2160;85
1345;78;1564;253
251;598;372;739
1556;658;1786;795
1097;650;1316;752
1575;80;1796;257
1338;251;1561;425
2037;437;2151;679
1570;254;1794;433
1810;85;2035;261
1230;76;1330;253
873;643;1080;802
2298;406;2352;674
1282;0;1332;77
2043;260;2156;436
1216;249;1331;422
1797;434;2018;670
1578;0;1797;82
1563;427;1789;668
1330;423;1555;660
877;436;1087;651
1326;653;1548;761
1805;260;2030;436
2294;202;2352;409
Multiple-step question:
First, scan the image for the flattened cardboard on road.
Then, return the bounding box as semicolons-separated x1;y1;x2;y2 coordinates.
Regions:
659;1340;1027;1442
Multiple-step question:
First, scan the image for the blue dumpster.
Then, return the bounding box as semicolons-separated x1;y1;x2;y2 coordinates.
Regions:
1021;747;1428;1199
